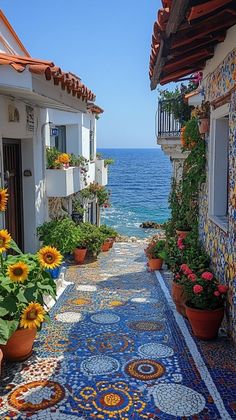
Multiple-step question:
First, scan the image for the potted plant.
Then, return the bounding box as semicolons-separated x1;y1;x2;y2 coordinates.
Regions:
183;271;228;340
0;237;61;361
37;218;80;258
192;102;210;134
78;223;105;259
99;225;118;250
175;219;191;239
146;240;166;270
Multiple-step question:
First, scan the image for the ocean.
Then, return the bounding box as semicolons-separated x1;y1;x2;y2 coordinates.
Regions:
99;148;172;238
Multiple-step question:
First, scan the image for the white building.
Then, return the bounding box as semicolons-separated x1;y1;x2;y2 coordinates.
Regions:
0;10;107;253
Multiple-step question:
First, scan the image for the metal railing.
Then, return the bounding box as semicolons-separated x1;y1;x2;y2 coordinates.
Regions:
156;99;182;138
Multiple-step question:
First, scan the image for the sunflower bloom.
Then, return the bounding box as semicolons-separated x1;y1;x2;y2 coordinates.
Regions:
58;153;70;164
38;246;62;269
0;188;9;211
7;261;29;283
20;302;45;329
0;229;11;253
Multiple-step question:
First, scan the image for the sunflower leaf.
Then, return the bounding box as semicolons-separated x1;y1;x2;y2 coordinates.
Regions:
0;318;19;345
10;239;23;255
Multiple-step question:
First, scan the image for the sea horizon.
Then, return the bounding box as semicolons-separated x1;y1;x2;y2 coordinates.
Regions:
98;148;172;238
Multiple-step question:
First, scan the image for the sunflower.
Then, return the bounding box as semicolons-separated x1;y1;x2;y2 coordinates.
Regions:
38;246;62;269
58;153;70;164
0;188;9;211
0;229;11;253
7;261;29;283
20;302;45;329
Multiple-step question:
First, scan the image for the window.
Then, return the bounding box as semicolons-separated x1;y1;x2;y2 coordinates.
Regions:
209;105;229;232
55;126;66;152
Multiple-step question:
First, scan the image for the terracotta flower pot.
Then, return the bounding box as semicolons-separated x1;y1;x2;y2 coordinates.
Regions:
176;230;190;239
0;328;36;362
0;349;3;374
171;282;187;317
148;258;163;270
198;118;209;134
185;305;224;340
102;241;111;252
73;248;87;264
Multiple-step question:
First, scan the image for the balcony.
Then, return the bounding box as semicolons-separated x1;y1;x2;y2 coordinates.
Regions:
95;159;108;186
156;98;188;161
46;167;83;197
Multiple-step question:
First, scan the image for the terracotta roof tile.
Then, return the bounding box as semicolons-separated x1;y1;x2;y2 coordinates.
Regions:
0;52;96;102
149;0;236;88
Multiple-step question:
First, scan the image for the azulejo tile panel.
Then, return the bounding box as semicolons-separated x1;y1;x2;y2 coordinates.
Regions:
0;244;236;419
199;48;236;344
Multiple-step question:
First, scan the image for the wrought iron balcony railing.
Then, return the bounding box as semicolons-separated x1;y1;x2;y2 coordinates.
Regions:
156;99;182;138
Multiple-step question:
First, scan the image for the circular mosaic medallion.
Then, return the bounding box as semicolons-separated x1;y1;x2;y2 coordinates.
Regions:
128;320;163;332
76;381;147;417
8;380;65;412
150;383;205;416
109;300;125;307
81;355;120;376
69;298;91;306
76;285;97;292
55;312;83;323
87;333;134;353
138;343;174;359
91;313;120;324
125;359;165;381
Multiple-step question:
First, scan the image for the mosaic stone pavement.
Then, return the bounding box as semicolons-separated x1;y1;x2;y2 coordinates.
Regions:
1;243;236;419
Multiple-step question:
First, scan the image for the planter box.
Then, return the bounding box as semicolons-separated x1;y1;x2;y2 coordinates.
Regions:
95;159;108;186
46;167;81;197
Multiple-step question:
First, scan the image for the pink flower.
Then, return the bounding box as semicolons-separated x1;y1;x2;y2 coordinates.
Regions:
177;238;185;250
180;264;192;275
217;285;228;294
193;284;203;294
175;274;181;280
214;291;220;297
188;273;197;282
201;272;214;281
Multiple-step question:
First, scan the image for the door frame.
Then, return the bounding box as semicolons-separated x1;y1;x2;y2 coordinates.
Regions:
3;138;24;250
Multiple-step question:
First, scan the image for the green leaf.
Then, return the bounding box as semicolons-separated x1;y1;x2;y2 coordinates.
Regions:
16;288;28;304
1;296;18;314
10;239;23;254
0;318;19;345
0;307;8;317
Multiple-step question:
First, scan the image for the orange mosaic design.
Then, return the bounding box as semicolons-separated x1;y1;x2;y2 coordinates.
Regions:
8;380;65;412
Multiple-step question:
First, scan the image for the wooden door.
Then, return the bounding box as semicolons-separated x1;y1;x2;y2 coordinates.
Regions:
3;139;24;250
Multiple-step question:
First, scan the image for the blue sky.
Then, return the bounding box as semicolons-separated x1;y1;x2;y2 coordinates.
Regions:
1;0;162;148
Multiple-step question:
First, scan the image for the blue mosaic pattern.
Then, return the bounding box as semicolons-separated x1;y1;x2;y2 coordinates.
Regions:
0;243;236;419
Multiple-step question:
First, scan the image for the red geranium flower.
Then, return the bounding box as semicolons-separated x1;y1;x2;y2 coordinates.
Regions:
201;272;213;281
217;284;228;294
188;273;197;282
193;284;203;294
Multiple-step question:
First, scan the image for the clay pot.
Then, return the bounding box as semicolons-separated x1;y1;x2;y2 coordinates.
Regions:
73;248;87;264
0;349;3;374
0;328;36;362
172;282;187;317
198;118;209;134
176;230;190;239
148;258;163;270
185;305;224;340
102;241;111;252
108;238;115;249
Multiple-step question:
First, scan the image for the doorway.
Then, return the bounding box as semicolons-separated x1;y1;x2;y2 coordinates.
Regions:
3;139;24;250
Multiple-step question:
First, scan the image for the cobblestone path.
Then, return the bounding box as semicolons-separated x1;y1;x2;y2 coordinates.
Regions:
1;243;236;419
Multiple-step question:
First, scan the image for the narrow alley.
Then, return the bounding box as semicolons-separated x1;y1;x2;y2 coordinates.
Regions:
1;243;235;419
